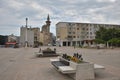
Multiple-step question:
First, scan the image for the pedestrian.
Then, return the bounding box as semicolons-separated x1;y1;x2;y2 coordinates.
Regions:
39;48;41;53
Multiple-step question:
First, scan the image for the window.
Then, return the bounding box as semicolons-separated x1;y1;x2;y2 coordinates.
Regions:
68;32;71;34
68;36;72;38
68;23;71;26
90;36;92;38
82;28;85;30
73;36;76;38
34;37;37;40
86;28;88;30
90;32;92;35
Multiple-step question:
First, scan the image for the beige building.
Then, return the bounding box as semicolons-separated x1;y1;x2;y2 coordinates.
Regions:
40;15;53;46
56;22;120;47
31;27;40;47
20;16;54;47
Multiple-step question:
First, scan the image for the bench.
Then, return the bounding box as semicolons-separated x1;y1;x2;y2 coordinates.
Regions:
35;52;43;57
35;48;59;57
35;52;59;57
50;58;76;74
58;66;76;74
50;57;105;80
50;58;104;73
94;64;105;74
51;58;69;69
94;64;105;70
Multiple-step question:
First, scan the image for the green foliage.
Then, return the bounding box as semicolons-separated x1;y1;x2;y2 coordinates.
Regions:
0;35;7;45
95;27;120;47
46;48;52;51
108;38;120;46
43;48;51;52
95;39;105;44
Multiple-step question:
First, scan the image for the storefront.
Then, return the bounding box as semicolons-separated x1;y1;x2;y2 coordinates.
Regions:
5;42;17;48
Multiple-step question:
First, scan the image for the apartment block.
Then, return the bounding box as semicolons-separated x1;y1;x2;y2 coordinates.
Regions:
56;22;120;47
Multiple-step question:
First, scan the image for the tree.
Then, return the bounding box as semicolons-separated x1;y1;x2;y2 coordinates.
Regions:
95;27;107;43
95;27;120;47
108;38;120;47
95;39;105;44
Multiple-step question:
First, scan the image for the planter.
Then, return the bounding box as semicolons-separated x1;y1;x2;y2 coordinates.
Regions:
42;51;56;54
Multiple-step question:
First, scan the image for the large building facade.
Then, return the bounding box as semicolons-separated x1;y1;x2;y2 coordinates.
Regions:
8;34;19;43
31;28;40;47
40;14;53;46
56;22;120;47
20;15;54;47
20;26;34;47
20;18;34;47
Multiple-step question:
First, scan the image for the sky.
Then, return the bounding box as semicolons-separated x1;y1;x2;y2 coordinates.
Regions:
0;0;120;36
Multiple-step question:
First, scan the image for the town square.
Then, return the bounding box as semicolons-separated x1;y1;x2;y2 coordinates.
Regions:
0;0;120;80
0;47;120;80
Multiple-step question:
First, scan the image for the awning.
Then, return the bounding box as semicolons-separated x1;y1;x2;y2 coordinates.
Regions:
6;42;16;45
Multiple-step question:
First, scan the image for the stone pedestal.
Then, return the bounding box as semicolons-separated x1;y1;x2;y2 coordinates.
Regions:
68;61;94;80
75;63;94;80
60;57;95;80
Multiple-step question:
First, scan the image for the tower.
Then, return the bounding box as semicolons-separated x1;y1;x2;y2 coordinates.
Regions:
46;14;51;33
26;18;28;28
20;18;34;47
40;14;53;46
25;18;28;47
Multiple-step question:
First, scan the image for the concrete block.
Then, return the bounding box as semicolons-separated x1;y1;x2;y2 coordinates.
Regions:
75;63;95;80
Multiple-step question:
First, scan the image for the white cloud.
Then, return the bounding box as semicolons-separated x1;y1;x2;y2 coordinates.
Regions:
30;2;52;14
64;10;78;16
0;0;120;36
60;0;90;4
7;0;25;10
96;0;116;3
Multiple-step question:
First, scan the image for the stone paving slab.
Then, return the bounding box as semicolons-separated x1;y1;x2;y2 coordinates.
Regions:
0;47;120;80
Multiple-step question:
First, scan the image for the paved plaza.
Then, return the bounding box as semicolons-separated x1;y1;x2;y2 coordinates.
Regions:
0;47;120;80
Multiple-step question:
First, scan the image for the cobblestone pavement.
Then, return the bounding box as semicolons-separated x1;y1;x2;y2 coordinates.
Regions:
0;46;120;80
